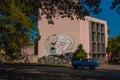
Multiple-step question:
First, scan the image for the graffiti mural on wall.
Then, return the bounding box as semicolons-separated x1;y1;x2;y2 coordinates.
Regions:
39;34;74;64
45;34;74;56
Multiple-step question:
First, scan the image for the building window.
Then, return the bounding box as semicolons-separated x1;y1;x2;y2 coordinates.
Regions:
90;21;106;54
97;43;101;53
101;33;105;42
97;23;100;32
91;22;96;31
97;33;100;42
102;44;105;53
92;32;96;42
101;24;105;33
92;43;96;52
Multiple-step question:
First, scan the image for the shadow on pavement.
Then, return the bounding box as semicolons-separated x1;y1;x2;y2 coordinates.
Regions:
0;63;120;80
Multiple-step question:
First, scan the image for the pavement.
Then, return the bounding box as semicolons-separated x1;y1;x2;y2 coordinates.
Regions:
0;63;120;80
97;63;120;70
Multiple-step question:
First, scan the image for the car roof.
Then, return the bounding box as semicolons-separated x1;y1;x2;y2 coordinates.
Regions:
82;58;92;60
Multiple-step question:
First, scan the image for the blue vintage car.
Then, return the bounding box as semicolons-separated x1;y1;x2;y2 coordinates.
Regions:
72;58;100;69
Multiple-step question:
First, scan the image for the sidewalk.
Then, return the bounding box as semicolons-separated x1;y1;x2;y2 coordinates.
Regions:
97;63;120;70
0;62;120;70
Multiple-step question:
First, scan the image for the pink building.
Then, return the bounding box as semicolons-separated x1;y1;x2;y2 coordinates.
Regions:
38;16;108;62
21;45;35;55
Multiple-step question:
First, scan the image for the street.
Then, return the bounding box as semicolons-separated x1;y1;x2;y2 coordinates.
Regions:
0;63;120;80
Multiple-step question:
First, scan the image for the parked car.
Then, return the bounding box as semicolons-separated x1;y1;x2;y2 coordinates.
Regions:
71;58;100;69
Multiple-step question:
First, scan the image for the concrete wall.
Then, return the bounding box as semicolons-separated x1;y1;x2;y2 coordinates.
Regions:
21;45;35;55
38;16;108;58
38;17;81;57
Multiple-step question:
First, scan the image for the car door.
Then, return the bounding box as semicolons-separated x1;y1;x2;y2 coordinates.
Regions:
80;59;89;67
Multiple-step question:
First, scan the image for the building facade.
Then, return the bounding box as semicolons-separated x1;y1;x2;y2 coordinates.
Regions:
38;16;108;63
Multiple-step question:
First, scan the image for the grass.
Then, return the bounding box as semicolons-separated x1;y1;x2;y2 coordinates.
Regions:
0;62;71;67
42;63;71;67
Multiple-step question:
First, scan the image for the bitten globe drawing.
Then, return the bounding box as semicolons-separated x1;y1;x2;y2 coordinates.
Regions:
45;34;74;56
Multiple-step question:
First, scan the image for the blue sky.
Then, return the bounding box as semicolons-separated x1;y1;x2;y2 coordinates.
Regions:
91;0;120;38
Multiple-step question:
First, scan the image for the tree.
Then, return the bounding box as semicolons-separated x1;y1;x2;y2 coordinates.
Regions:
0;0;36;58
37;0;102;24
73;44;87;60
107;35;120;62
0;0;102;59
111;0;120;14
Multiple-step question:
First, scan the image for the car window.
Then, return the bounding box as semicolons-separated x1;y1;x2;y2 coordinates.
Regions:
81;58;93;62
87;59;92;62
81;59;87;62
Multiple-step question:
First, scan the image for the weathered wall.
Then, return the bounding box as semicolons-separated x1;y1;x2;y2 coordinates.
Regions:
38;16;108;59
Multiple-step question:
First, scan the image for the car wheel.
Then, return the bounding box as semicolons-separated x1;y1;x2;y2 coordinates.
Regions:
89;66;95;69
81;66;84;68
73;66;78;69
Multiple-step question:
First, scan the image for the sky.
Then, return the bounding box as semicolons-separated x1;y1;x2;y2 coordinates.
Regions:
91;0;120;38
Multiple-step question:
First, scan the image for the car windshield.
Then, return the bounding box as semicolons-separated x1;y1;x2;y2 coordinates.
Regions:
81;58;93;62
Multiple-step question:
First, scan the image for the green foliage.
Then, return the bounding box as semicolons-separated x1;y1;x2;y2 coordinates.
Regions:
0;0;102;59
38;0;102;24
107;35;120;57
111;0;120;14
107;35;120;62
73;44;87;59
0;0;36;58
